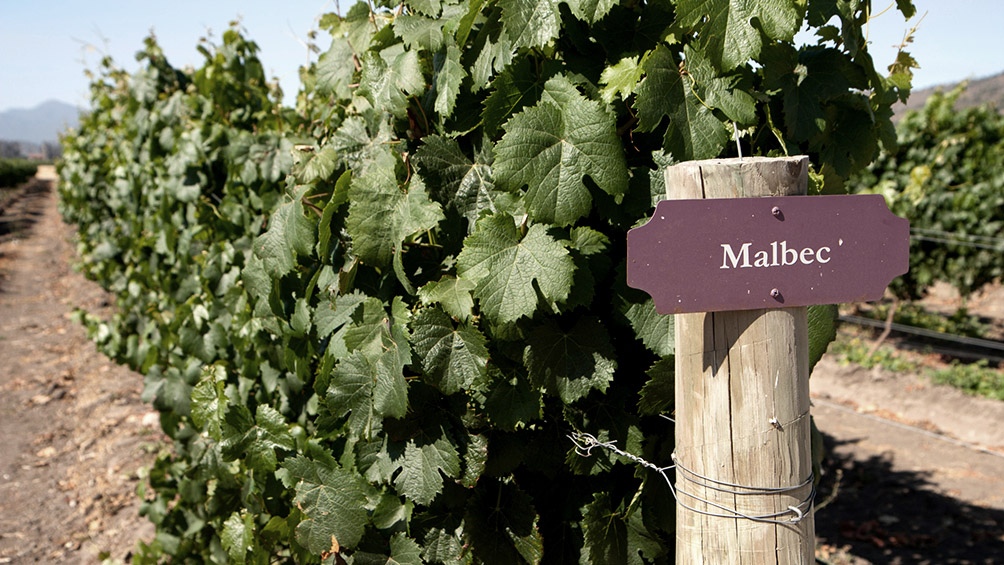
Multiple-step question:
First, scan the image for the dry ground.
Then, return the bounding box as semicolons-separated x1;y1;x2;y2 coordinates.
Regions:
0;168;160;563
811;283;1004;563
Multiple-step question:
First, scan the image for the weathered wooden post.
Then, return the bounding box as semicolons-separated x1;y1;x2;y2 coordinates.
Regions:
668;157;813;563
626;156;909;563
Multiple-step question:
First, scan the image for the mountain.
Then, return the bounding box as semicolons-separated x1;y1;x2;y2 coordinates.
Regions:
895;71;1004;119
0;100;82;144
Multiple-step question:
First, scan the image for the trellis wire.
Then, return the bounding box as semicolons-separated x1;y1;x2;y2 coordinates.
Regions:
910;227;1004;251
839;314;1004;352
569;431;814;525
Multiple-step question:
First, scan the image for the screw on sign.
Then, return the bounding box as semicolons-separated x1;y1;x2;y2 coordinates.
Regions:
626;194;910;314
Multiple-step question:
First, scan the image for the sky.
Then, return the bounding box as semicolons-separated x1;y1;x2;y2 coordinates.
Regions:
1;0;1003;112
0;1;333;111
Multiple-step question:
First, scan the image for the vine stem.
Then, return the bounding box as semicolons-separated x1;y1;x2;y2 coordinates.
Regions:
866;297;899;360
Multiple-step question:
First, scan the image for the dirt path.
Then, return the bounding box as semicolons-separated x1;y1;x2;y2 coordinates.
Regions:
0;168;159;563
811;359;1004;563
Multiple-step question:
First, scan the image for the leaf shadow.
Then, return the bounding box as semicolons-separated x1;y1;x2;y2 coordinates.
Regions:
814;432;1004;564
0;178;49;249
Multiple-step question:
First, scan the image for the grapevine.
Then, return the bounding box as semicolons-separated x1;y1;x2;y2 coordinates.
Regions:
0;158;38;188
58;1;915;562
851;85;1004;300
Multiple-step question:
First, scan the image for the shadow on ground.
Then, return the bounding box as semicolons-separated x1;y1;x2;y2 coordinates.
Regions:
0;179;50;245
815;433;1004;564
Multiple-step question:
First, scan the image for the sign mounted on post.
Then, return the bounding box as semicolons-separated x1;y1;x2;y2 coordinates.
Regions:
627;193;909;314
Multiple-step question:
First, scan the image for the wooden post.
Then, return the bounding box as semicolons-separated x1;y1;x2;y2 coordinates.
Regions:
668;157;814;563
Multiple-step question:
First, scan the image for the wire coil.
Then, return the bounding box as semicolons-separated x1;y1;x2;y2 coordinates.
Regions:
671;452;815;524
570;431;815;525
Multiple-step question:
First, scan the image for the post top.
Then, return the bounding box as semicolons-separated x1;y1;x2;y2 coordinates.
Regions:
674;155;808;167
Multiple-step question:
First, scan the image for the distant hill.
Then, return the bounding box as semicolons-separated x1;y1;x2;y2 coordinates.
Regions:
895;71;1004;119
0;100;81;144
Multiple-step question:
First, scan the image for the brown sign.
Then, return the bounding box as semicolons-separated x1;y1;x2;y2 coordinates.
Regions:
627;194;909;314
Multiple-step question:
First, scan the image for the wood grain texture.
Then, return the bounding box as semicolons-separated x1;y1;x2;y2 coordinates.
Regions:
667;157;814;564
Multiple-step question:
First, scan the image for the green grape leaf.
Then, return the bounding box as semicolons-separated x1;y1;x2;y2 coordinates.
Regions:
389;532;424;565
330;116;393;170
599;55;643;105
523;316;616;403
413;135;497;226
481;57;550;138
191;364;227;440
372;347;410;420
417;276;477;321
470;12;514;89
808;304;837;373
435;43;465;116
638;357;674;416
635;44;728;160
323;2;389;58
296;146;340;184
684;44;757;124
241;252;272;303
327;352;379;439
357;46;425;118
675;0;802;71
317;170;352;261
561;250;598;311
222;511;254;564
895;0;917;18
499;0;561;50
566;0;617;23
315;291;366;340
254;186;317;278
819;99;878;179
347;147;444;268
422;528;469;564
761;44;864;143
371;490;413;530
580;493;627;565
495;75;629;225
393;14;447;50
456;214;574;325
647;151;676;207
393;435;461;505
343;297;413;372
282;456;370;553
580;491;664;564
328;341;409;439
146;367;192;417
622;297;675;356
465;481;543;565
316;37;357;100
412;307;489;394
483;368;542;430
344;297;394;354
249;136;295;184
568;226;610;256
409;0;442;16
461;433;489;488
291;296;312;336
221;404;295;472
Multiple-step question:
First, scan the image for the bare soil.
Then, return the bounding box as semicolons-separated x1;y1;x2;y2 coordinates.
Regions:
811;285;1004;564
0;168;160;563
1;169;1002;563
812;360;1004;564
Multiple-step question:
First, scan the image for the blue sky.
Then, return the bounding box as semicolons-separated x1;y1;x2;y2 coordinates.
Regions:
0;1;331;111
1;1;1002;112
